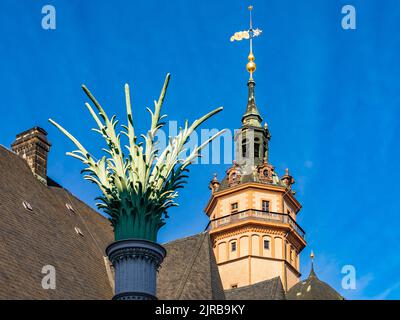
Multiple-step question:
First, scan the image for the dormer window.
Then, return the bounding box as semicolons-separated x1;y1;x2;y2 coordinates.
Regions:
228;170;241;186
257;162;274;183
22;201;33;211
227;163;242;187
66;203;75;213
74;227;84;237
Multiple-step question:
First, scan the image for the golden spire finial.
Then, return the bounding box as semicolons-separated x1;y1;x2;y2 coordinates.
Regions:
230;5;262;81
309;250;316;277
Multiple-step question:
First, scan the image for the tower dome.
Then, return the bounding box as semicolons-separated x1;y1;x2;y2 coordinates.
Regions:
286;252;344;300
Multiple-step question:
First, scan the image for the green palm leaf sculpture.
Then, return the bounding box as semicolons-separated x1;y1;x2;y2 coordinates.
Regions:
49;74;224;242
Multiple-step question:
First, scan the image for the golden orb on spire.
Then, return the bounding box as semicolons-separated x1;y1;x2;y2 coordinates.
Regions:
248;52;255;61
246;52;256;78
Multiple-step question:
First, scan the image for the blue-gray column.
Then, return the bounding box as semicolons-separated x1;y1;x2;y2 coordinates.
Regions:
106;239;166;300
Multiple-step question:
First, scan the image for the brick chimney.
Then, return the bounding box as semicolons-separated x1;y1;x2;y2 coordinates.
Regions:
11;127;51;184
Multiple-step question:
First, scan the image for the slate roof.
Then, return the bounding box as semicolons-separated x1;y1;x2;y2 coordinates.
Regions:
0;144;225;300
0;145;114;299
157;232;225;300
286;266;344;300
225;277;286;300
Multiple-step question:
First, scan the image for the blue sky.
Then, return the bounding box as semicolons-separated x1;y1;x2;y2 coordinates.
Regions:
1;0;399;299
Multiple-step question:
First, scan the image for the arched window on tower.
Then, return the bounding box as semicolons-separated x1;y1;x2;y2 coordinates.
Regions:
263;141;267;159
242;138;248;158
254;137;260;158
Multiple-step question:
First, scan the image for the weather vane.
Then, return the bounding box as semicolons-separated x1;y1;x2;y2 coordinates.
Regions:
230;5;262;80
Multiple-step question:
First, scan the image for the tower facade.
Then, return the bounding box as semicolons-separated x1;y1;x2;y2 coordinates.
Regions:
205;6;306;291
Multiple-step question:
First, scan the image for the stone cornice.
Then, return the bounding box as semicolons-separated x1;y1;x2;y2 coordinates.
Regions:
217;254;302;277
205;182;288;215
209;219;306;248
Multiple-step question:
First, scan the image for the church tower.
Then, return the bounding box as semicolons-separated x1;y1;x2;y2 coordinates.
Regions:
205;6;306;291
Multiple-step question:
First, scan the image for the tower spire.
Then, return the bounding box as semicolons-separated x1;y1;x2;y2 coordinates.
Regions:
232;5;270;168
246;5;256;81
310;250;316;277
231;5;263;127
231;5;262;80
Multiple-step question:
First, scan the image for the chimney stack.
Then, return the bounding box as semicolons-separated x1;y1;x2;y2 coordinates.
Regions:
11;127;51;184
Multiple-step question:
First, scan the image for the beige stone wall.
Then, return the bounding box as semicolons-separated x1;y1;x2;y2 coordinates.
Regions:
208;186;299;220
239;235;249;256
251;234;259;255
250;257;282;285
283;199;297;221
274;236;283;259
219;192;249;217
286;266;299;290
253;190;282;212
215;232;280;263
214;231;302;290
218;241;227;262
209;191;250;219
218;258;249;289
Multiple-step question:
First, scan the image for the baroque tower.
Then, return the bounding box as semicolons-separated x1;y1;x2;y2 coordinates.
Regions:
205;6;306;291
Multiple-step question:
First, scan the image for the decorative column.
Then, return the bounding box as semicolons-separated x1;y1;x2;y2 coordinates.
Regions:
106;239;166;300
50;73;223;301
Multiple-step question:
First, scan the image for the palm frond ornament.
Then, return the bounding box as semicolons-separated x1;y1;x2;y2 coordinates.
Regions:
49;74;224;242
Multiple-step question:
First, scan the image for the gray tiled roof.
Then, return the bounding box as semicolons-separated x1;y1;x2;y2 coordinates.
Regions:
286;266;344;300
0;145;114;299
225;277;286;300
158;232;225;300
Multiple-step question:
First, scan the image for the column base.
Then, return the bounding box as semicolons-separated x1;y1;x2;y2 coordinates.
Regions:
112;292;157;300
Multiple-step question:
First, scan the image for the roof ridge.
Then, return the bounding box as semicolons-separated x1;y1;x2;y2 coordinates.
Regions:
0;143;31;167
0;144;10;152
270;277;278;298
162;231;207;246
206;233;225;300
0;143;109;223
225;276;281;292
174;232;208;299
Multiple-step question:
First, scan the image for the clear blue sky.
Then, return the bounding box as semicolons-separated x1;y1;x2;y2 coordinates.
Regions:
0;0;399;299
